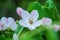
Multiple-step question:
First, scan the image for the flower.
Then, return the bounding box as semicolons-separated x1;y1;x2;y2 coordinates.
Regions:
0;17;9;30
41;18;52;26
0;17;18;31
13;33;18;40
17;7;42;30
53;24;60;31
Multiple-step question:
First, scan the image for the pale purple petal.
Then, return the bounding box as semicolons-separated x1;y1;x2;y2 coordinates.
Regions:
16;7;30;20
16;7;23;16
10;23;18;31
19;20;29;27
0;26;2;30
0;17;9;30
33;20;42;27
1;17;8;24
21;10;30;20
27;25;36;30
13;33;18;40
30;10;39;21
41;18;52;26
8;17;18;31
8;17;15;26
53;24;60;31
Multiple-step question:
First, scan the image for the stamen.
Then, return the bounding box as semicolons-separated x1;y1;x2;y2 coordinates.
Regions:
1;24;4;28
0;24;4;30
29;19;33;24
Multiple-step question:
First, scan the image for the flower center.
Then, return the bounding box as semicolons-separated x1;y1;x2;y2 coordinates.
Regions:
0;23;4;29
1;24;4;28
29;19;33;24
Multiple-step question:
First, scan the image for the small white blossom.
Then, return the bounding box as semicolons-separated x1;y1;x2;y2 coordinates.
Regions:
0;17;9;30
17;7;42;30
53;24;60;31
41;18;52;26
0;17;18;31
13;33;18;40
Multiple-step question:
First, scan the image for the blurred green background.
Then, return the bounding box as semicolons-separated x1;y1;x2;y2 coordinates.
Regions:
0;0;60;20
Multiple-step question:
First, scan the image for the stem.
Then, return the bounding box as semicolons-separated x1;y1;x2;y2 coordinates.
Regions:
18;27;24;36
52;0;60;18
12;26;24;40
55;6;60;17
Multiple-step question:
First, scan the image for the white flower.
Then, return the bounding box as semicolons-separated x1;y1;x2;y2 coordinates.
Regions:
8;17;18;31
0;17;18;31
41;18;52;26
53;24;60;31
13;33;18;40
17;7;42;30
0;17;9;30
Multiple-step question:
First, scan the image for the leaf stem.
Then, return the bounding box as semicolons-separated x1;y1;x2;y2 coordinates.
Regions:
18;27;24;36
55;6;60;17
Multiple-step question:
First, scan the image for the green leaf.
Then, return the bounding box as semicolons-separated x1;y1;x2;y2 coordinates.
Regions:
45;0;54;9
0;35;7;40
27;2;47;19
45;26;59;40
44;0;60;20
20;26;46;40
20;26;58;40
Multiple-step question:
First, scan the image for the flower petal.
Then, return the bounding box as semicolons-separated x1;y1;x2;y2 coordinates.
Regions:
0;26;2;30
13;33;18;40
41;18;52;26
33;20;42;27
19;20;28;27
8;17;18;31
53;24;60;31
8;17;15;26
1;25;8;30
16;7;23;16
1;17;8;24
27;25;36;30
21;10;30;20
30;10;39;21
10;23;18;31
16;7;30;20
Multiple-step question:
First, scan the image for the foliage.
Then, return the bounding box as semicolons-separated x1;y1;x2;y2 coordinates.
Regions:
0;0;60;40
